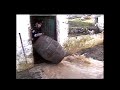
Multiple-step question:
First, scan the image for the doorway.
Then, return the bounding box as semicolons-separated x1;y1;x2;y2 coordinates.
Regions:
30;16;57;64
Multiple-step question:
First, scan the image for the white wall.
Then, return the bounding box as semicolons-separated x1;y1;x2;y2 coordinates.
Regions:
16;14;69;71
56;15;69;46
16;15;34;71
98;15;104;30
91;15;104;31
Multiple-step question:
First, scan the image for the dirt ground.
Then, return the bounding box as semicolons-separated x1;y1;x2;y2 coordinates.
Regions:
16;43;104;79
16;69;34;79
77;43;103;61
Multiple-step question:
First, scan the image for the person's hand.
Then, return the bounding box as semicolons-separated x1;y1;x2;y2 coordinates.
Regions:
32;30;35;33
34;34;37;37
34;33;42;37
37;33;42;36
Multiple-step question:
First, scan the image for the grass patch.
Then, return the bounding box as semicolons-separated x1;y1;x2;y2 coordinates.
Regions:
68;17;94;29
63;33;103;54
69;21;94;28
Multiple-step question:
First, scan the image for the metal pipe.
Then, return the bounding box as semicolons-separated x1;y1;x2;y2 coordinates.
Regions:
19;33;27;63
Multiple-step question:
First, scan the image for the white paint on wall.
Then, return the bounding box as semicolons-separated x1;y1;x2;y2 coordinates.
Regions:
91;15;104;31
16;15;34;71
56;15;69;46
98;15;104;30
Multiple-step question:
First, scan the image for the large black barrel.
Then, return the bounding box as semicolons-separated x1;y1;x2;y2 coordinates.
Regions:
33;35;66;64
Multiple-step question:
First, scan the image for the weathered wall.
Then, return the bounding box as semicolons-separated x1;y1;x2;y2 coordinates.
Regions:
16;15;34;72
16;14;69;72
92;15;104;30
97;15;104;30
56;15;69;46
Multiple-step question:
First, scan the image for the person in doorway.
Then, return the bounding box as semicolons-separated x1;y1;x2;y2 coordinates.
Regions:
31;20;44;43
